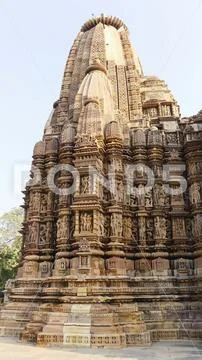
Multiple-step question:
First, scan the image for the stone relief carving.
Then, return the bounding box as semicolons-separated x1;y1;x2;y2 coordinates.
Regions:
171;185;184;204
28;222;38;243
104;215;110;237
190;182;201;204
169;148;180;160
152;257;169;274
40;261;51;276
153;184;165;206
148;130;162;144
137;184;146;207
80;176;89;194
154;217;166;238
123;187;131;205
54;258;69;275
153;165;162;178
6;16;202;349
111;213;122;237
136;165;144;178
173;218;185;237
115;181;123;202
189;161;202;175
99;213;105;236
80;212;93;232
136;259;151;274
147;107;158;118
57;216;68;238
138;217;146;244
47;191;54;211
166;132;178;144
186;218;192;240
40;194;47;212
161;104;171;116
145;190;153;207
79;238;90;252
132;218;138;241
146;218;153;241
193;214;202;238
174;258;193;276
24;261;38;275
39;224;46;244
30;192;40;211
122;217;132;238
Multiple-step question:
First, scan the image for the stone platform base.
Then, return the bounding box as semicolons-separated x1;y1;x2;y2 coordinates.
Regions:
0;302;150;348
0;276;202;348
36;303;150;348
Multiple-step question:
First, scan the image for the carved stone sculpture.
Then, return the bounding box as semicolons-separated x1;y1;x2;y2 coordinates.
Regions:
1;14;202;349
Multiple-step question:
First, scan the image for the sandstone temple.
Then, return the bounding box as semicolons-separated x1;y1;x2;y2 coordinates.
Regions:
0;15;202;348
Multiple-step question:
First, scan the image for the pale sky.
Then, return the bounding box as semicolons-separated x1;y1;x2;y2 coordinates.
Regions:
0;0;202;215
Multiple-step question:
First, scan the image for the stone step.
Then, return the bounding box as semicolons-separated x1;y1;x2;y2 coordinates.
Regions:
0;326;23;337
151;328;202;341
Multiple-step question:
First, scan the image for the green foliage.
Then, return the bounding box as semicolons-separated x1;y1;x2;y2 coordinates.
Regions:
0;208;24;288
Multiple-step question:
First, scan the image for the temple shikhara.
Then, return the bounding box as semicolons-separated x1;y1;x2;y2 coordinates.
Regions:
0;15;202;348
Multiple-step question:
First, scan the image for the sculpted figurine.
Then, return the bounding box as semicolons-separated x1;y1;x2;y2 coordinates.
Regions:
31;192;40;211
39;224;46;244
137;184;145;207
145;190;153;207
193;215;202;238
148;107;158;117
80;212;92;232
190;182;201;204
28;222;37;243
111;213;122;237
153;184;164;206
57;216;68;238
99;214;105;236
189;162;197;175
153;164;162;178
161;104;171;116
116;181;123;202
139;217;146;244
81;176;89;194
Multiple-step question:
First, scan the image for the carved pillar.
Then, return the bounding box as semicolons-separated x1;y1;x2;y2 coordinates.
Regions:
70;136;105;276
164;130;190;275
130;129;151;274
105;130;126;276
184;128;202;275
53;126;75;276
20;141;46;278
35;138;58;278
147;128;169;275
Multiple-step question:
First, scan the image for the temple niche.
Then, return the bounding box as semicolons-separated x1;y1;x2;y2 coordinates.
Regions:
0;15;202;348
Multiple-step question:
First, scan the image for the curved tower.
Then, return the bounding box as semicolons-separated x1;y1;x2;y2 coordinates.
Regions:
0;15;201;348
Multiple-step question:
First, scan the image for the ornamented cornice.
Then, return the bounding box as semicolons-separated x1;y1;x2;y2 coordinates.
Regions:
81;15;128;32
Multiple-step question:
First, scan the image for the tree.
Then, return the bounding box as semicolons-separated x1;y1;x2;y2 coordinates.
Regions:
0;207;24;288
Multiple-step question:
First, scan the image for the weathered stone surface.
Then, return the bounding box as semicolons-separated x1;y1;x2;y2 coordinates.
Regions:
0;14;202;348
